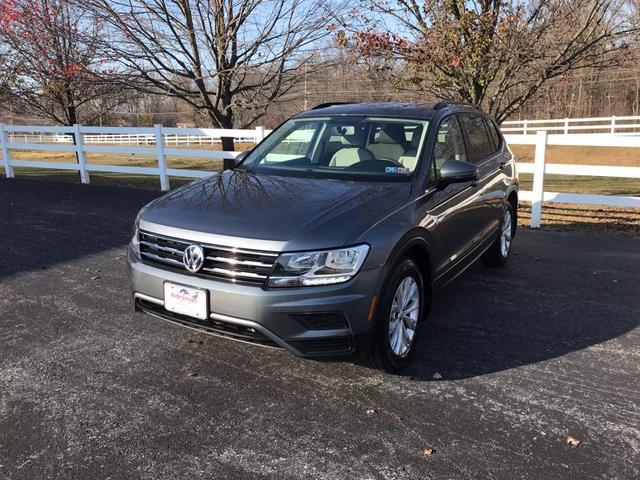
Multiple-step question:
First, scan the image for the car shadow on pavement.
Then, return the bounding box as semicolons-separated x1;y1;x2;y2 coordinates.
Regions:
402;252;640;381
0;179;161;280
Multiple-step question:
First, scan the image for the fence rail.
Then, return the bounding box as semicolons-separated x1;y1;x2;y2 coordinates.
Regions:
503;132;640;227
0;124;269;191
501;115;640;135
1;123;639;228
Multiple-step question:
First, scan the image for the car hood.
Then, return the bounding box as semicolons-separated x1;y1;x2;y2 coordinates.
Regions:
140;170;412;251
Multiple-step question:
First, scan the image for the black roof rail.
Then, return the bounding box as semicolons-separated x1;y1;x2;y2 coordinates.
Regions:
433;100;480;111
311;102;354;110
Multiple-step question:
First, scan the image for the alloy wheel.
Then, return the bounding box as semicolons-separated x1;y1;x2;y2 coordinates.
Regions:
500;209;513;258
388;276;420;357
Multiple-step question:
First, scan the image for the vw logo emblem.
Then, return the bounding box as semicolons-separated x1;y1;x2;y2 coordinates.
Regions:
183;244;205;273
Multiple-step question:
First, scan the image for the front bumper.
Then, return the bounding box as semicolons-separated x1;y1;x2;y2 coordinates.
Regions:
127;249;381;358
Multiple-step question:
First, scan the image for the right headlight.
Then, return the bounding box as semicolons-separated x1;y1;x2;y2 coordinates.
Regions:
267;244;370;287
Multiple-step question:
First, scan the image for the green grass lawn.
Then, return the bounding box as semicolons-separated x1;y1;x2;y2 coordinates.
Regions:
518;173;640;197
7;168;197;191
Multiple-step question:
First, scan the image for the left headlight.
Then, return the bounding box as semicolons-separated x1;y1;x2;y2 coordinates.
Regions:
130;216;141;260
267;244;369;287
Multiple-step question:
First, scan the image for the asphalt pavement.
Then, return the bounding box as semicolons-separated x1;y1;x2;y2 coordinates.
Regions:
1;178;639;479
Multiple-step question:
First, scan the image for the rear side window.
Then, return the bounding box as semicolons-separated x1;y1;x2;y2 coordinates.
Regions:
484;117;501;151
459;115;494;163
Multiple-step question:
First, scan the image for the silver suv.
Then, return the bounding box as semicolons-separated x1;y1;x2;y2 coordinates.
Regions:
127;102;519;372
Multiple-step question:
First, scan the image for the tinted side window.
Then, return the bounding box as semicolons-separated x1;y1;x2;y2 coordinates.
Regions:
459;115;493;162
432;116;467;177
484;117;500;152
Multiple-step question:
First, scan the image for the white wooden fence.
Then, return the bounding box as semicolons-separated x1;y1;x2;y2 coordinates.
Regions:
501;115;640;135
1;123;639;229
6;132;260;146
0;124;268;191
504;132;640;227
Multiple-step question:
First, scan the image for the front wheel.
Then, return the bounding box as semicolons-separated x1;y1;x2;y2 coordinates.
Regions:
482;202;516;267
366;258;425;373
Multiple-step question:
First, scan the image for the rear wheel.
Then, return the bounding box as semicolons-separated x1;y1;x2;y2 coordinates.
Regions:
482;202;515;267
367;258;425;373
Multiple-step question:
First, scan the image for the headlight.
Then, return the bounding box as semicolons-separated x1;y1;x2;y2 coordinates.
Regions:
267;245;369;287
130;218;141;260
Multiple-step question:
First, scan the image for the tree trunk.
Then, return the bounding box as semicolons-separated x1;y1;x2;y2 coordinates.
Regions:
218;109;235;152
221;136;235;152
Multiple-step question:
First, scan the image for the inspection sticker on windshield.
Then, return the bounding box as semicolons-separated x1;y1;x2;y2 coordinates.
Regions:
385;166;411;175
164;283;208;320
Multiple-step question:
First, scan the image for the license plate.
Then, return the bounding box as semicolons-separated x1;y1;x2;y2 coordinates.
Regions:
164;283;208;320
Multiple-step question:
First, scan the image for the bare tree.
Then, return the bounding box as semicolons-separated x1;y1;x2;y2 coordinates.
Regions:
0;0;126;125
342;0;639;122
84;0;340;149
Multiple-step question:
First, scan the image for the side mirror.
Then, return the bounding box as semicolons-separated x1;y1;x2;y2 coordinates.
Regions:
439;159;479;185
223;151;249;171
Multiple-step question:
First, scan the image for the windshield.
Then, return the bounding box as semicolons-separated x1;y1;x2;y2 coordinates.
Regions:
240;116;429;181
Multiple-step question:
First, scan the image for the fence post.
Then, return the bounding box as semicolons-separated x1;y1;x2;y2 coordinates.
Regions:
610;115;616;134
73;124;90;184
0;124;14;178
155;124;170;191
255;126;265;143
530;131;547;229
564;118;569;135
523;119;528;135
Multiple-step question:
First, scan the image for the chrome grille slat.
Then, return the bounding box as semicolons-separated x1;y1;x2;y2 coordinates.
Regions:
141;231;278;257
140;241;184;255
201;267;268;279
205;256;273;268
139;230;277;285
141;251;184;267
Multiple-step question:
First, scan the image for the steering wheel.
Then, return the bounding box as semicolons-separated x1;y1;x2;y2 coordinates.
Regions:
376;157;405;167
344;158;406;172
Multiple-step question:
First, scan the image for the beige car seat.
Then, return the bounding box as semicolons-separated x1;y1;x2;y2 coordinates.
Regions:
329;130;375;167
398;126;423;171
368;124;407;162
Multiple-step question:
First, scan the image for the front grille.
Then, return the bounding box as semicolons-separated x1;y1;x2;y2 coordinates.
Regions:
135;298;279;348
139;230;278;285
288;336;353;356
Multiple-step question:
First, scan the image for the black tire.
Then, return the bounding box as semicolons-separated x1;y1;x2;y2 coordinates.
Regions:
366;258;425;373
482;202;516;267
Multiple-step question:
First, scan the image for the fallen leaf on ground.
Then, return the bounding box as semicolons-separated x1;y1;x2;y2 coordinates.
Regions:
393;415;402;422
423;447;434;458
432;372;442;379
366;408;376;415
566;436;581;447
90;276;100;280
186;372;198;379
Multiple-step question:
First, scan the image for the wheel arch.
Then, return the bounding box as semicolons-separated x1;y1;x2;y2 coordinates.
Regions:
371;230;434;326
507;188;519;233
